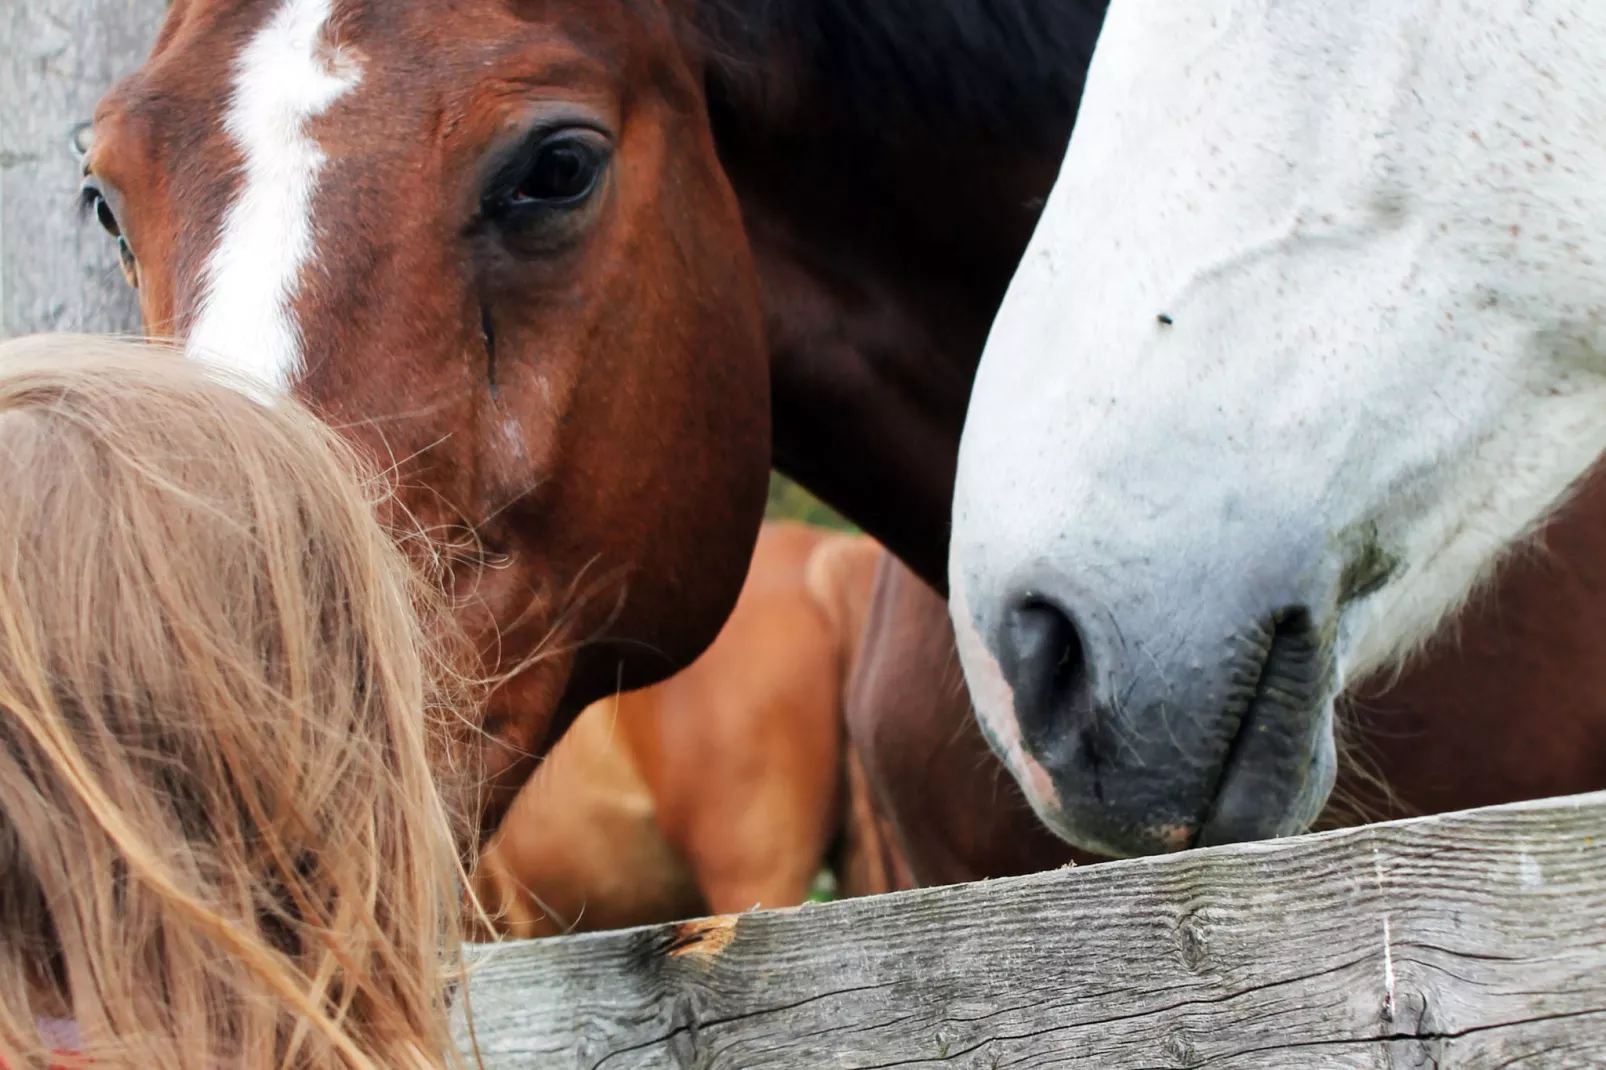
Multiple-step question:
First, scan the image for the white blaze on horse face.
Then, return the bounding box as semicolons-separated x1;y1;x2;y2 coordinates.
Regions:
952;0;1606;703
186;0;362;395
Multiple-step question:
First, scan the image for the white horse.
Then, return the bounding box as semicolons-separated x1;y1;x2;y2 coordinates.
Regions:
949;0;1606;858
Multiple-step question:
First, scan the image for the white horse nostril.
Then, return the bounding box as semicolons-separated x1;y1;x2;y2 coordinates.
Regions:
1000;595;1090;760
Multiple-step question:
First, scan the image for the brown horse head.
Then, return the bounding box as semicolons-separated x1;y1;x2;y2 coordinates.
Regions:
84;0;770;811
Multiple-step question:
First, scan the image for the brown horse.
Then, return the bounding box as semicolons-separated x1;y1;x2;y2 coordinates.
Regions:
82;0;1106;818
472;521;883;937
849;467;1606;885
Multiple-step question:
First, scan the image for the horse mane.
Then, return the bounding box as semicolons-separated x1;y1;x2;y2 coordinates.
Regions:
690;0;1109;149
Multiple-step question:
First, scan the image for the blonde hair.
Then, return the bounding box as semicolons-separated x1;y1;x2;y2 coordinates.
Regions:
0;335;475;1070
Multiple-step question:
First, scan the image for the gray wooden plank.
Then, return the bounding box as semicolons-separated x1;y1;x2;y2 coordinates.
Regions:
456;791;1606;1069
1;0;162;337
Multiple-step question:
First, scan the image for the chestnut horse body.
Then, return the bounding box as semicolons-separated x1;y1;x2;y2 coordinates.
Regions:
86;0;1106;810
473;521;883;937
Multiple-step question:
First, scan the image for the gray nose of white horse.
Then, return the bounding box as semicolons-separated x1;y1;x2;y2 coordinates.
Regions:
982;579;1338;858
998;596;1095;768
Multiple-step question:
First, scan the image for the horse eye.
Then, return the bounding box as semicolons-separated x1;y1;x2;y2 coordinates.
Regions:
78;179;137;288
95;197;120;237
78;181;122;238
511;134;606;206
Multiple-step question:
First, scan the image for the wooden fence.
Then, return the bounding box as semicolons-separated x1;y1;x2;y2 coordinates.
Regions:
458;790;1606;1068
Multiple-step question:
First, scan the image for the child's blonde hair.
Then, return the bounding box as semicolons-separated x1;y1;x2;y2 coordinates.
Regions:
0;335;474;1070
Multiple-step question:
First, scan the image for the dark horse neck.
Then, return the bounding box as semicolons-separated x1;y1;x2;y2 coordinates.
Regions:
692;0;1108;591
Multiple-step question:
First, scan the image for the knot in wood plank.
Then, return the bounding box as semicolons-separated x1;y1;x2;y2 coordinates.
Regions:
1176;910;1210;971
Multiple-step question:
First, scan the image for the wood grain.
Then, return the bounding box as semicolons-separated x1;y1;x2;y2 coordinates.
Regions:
458;791;1606;1069
1;0;161;337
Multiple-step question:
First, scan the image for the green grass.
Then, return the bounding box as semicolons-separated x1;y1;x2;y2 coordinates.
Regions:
764;473;859;533
805;868;839;904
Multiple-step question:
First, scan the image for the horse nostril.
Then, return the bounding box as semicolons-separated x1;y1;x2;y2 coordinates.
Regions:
1001;596;1093;758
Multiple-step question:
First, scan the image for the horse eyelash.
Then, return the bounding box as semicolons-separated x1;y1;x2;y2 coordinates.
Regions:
77;183;124;241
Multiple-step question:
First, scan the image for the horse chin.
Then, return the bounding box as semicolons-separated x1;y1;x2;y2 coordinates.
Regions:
1189;610;1339;848
1193;690;1339;850
471;651;579;831
1031;708;1338;860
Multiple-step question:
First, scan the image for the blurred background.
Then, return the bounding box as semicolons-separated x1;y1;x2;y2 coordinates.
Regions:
764;472;855;532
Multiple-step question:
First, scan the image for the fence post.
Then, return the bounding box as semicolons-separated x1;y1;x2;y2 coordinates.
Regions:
0;0;164;338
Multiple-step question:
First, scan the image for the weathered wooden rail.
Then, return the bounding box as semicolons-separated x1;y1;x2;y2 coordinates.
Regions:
457;790;1606;1068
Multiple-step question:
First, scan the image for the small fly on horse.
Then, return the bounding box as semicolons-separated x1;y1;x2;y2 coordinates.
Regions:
82;0;1107;819
472;521;883;937
950;0;1606;858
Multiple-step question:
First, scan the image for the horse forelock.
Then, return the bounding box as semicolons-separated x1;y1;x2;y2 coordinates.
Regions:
185;0;364;396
